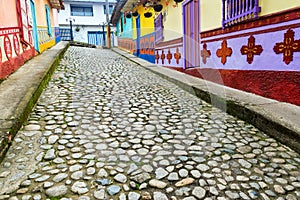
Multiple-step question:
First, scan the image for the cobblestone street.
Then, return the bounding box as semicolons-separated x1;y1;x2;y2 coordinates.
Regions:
0;46;299;200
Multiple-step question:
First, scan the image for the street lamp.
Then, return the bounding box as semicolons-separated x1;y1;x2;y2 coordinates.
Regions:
66;18;75;41
100;22;106;46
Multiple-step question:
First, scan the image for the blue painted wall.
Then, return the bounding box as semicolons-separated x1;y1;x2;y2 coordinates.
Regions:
119;13;133;39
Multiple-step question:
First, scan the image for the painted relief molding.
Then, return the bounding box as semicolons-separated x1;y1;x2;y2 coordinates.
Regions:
161;50;165;64
155;48;182;65
13;35;21;56
4;36;13;61
156;51;160;63
273;29;300;65
216;40;232;65
174;48;181;64
240;35;263;64
167;50;173;64
201;43;211;64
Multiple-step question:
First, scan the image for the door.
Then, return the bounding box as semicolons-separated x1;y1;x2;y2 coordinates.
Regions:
136;15;141;56
30;0;39;52
183;0;200;68
88;31;103;46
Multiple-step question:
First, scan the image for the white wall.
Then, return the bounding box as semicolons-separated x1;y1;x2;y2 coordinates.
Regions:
60;25;117;46
58;1;116;26
58;0;117;45
52;9;59;27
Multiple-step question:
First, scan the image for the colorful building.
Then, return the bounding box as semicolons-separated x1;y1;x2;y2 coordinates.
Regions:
0;0;64;79
58;0;117;46
33;0;64;52
111;0;300;106
113;0;157;63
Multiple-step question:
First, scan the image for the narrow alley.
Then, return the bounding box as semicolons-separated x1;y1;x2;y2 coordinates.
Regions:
0;47;299;200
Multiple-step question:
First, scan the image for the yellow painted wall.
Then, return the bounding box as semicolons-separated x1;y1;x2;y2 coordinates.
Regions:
200;0;222;32
132;15;137;40
35;0;56;52
200;0;300;32
36;0;54;27
161;0;183;41
259;0;300;16
0;0;18;27
137;5;155;37
39;39;55;52
132;1;183;40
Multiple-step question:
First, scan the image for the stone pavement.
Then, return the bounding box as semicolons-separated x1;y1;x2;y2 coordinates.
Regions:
112;49;300;153
0;41;69;161
0;46;299;200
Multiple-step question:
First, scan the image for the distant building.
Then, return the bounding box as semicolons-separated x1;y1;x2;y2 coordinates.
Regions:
58;0;117;46
0;0;64;79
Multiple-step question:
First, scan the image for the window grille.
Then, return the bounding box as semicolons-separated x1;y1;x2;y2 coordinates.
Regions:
71;5;93;16
104;5;114;15
222;0;260;28
154;13;163;43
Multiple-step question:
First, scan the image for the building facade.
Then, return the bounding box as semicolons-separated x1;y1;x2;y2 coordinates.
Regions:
111;0;300;106
58;0;117;46
0;0;64;79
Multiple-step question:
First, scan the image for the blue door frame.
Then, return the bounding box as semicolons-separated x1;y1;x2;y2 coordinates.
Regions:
30;0;39;52
136;15;141;57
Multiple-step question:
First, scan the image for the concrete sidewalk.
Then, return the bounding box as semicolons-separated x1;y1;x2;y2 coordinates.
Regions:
0;42;69;161
112;48;300;153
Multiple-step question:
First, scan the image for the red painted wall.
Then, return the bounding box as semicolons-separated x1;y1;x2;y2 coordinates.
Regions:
0;48;35;79
168;67;300;106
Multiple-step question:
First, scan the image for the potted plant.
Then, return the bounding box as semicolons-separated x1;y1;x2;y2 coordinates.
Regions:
144;12;152;18
126;13;132;18
153;4;163;12
132;11;139;17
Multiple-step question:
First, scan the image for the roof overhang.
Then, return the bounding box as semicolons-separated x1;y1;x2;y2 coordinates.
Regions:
121;0;137;12
49;0;65;10
110;0;148;25
110;0;128;25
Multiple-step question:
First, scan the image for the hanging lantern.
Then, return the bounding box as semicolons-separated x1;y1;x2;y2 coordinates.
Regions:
132;11;139;17
126;13;132;18
174;0;184;3
144;12;152;18
153;4;163;12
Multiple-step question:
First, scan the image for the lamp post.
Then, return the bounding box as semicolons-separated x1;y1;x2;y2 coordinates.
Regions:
105;0;111;48
66;18;75;41
101;23;106;46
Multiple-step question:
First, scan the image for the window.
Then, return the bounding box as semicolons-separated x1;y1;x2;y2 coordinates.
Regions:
104;5;114;15
17;0;30;44
71;5;93;16
45;5;52;35
154;13;163;43
120;18;123;32
222;0;260;28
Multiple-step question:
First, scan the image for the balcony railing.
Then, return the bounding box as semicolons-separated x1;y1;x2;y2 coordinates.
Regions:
222;0;261;28
154;13;163;43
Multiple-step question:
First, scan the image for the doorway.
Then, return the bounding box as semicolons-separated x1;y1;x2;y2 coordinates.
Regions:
30;0;39;52
136;15;141;57
183;0;200;68
88;31;103;46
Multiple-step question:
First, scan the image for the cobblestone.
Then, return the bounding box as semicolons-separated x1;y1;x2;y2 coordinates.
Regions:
0;47;299;199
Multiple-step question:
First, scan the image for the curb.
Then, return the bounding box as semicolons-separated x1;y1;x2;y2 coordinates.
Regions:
0;42;70;163
112;48;300;153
